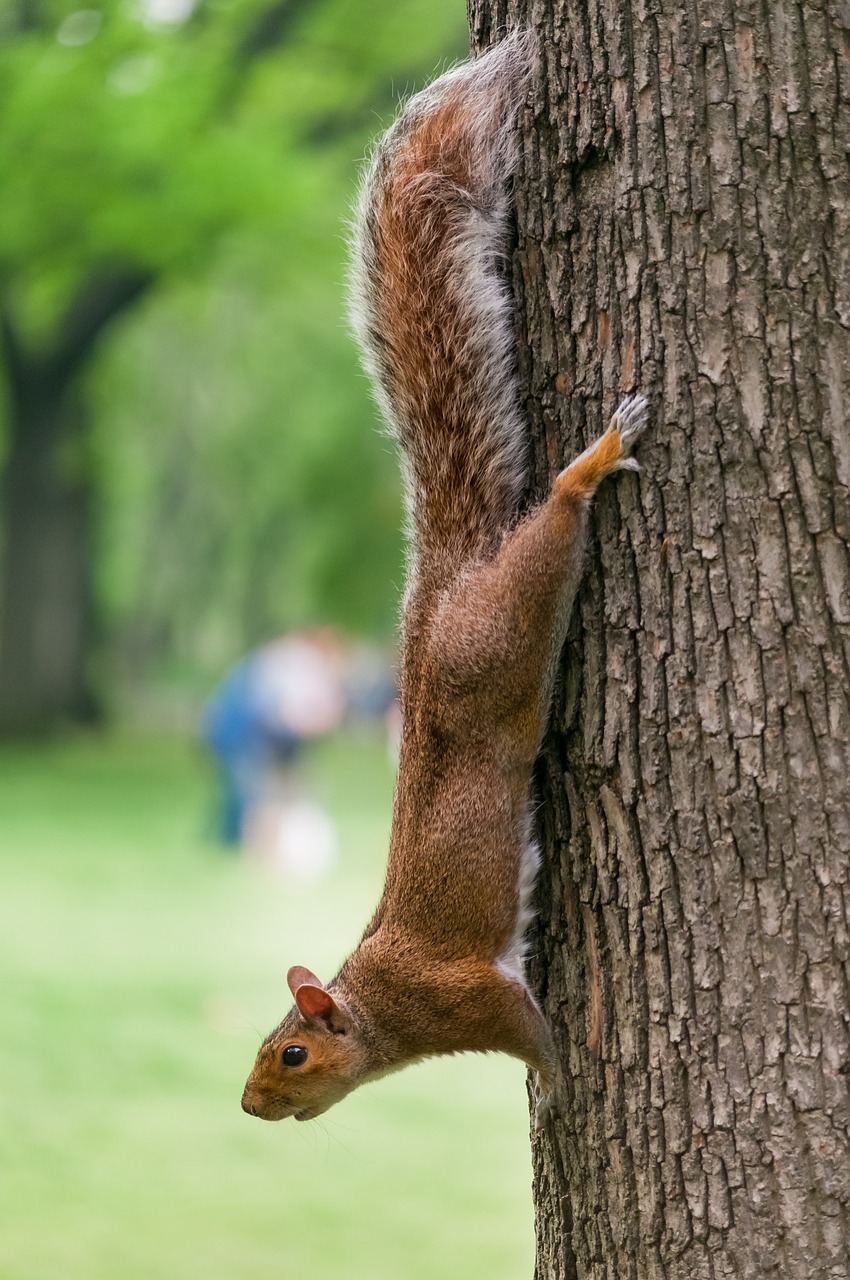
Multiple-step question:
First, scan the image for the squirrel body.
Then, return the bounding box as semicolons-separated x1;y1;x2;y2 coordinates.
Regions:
241;32;648;1124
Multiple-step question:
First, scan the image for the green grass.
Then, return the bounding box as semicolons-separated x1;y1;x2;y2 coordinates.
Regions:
0;733;534;1280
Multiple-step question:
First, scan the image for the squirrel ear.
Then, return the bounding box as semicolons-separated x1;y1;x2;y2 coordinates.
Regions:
293;982;348;1034
287;965;324;997
287;966;348;1033
294;983;334;1021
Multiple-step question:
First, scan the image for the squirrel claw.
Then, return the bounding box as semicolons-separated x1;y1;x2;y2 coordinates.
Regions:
532;1070;554;1130
610;393;650;460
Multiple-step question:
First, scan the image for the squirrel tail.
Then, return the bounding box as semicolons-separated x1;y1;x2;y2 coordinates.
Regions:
349;31;533;583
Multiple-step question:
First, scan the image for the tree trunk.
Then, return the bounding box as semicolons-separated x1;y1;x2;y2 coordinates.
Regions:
468;2;850;1276
0;379;96;733
0;268;151;734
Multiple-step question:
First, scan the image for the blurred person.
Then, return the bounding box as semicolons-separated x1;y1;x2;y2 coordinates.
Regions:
343;645;397;723
202;629;347;864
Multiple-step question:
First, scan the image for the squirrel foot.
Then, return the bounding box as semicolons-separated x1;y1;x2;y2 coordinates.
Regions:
532;1069;554;1131
608;393;650;472
554;392;650;499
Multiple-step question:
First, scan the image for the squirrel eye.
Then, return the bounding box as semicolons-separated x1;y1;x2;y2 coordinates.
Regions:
282;1045;308;1068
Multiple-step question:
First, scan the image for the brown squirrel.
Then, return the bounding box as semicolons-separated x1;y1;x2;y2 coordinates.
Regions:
241;30;648;1124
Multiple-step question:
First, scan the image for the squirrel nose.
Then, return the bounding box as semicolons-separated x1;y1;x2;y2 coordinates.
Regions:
241;1093;257;1116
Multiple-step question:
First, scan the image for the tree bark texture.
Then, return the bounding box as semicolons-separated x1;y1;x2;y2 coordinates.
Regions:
468;2;850;1276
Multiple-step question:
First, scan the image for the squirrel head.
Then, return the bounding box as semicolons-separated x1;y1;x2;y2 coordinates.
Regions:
241;966;368;1121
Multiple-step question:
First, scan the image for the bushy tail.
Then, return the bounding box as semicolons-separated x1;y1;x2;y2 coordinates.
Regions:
349;32;533;584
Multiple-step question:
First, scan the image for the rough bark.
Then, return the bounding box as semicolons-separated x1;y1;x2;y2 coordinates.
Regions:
0;268;152;734
467;2;850;1276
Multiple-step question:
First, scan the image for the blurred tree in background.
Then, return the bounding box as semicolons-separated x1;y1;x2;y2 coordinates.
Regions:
0;0;465;733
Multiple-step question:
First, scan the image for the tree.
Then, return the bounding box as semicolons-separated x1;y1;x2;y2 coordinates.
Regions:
0;0;283;731
468;1;850;1274
0;0;464;732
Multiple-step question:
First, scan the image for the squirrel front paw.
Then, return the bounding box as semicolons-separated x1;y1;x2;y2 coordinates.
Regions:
532;1069;554;1131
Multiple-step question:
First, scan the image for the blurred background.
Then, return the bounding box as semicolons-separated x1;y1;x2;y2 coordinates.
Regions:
0;1;534;1276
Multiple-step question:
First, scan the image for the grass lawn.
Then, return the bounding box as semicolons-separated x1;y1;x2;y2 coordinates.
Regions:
0;732;534;1280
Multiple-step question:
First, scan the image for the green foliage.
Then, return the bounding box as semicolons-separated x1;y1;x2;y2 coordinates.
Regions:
0;0;468;700
92;253;407;680
3;0;252;329
0;0;465;325
0;733;534;1279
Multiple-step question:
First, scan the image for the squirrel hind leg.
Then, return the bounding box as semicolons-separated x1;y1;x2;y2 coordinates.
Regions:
555;393;650;500
609;393;650;468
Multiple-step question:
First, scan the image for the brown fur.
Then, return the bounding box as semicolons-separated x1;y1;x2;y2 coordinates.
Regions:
241;34;648;1125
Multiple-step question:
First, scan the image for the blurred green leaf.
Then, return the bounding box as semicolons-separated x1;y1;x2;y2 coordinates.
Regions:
0;0;467;709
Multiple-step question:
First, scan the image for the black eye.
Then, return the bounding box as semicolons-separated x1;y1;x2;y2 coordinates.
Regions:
283;1045;308;1068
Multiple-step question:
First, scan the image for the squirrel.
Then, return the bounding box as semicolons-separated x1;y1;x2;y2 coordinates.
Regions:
241;30;648;1125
